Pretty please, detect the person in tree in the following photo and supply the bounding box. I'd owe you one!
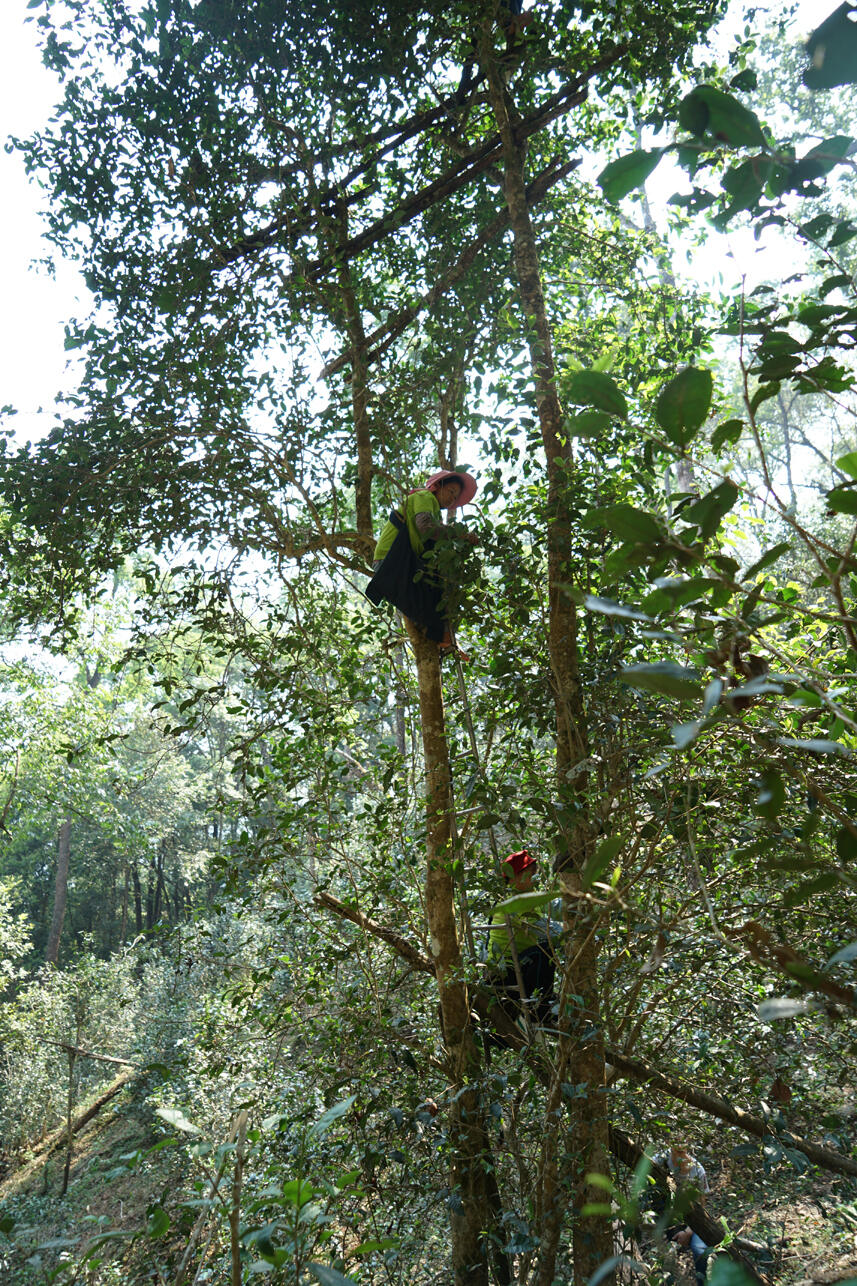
[650,1142,711,1285]
[365,469,478,652]
[485,848,559,1026]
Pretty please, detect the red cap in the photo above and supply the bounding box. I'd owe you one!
[503,849,536,876]
[424,469,478,507]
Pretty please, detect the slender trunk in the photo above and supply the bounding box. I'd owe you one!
[120,865,128,945]
[327,199,374,559]
[152,851,163,925]
[405,620,506,1286]
[46,818,72,966]
[132,864,143,935]
[61,1048,76,1196]
[479,24,612,1285]
[154,845,170,923]
[229,1112,249,1286]
[339,269,374,558]
[777,391,797,511]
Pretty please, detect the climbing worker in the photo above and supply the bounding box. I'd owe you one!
[486,849,559,1026]
[365,469,478,651]
[649,1142,712,1285]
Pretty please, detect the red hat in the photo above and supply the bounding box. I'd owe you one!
[424,469,478,508]
[503,849,536,876]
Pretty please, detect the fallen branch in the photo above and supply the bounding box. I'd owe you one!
[36,1037,141,1069]
[315,891,434,975]
[30,1072,136,1162]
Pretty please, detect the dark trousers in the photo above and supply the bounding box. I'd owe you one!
[495,943,556,1024]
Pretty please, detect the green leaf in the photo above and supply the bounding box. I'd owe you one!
[742,541,791,579]
[155,1106,200,1134]
[778,737,850,757]
[708,1259,760,1286]
[311,1096,356,1137]
[826,484,857,514]
[281,1180,317,1206]
[567,371,627,419]
[307,1266,359,1286]
[804,6,857,88]
[672,719,703,749]
[583,594,651,621]
[581,836,623,888]
[837,451,857,479]
[829,219,857,248]
[679,85,766,146]
[681,481,739,541]
[147,1207,170,1238]
[711,417,743,452]
[583,504,662,544]
[567,410,613,438]
[826,941,857,968]
[729,68,758,91]
[719,157,767,217]
[750,381,781,414]
[835,826,857,861]
[494,888,558,916]
[655,367,713,447]
[598,149,663,203]
[755,769,785,819]
[801,135,856,175]
[797,302,842,326]
[353,1237,399,1254]
[620,662,701,700]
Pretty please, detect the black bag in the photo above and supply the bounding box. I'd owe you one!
[365,511,446,642]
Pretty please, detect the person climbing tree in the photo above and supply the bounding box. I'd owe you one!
[648,1142,712,1285]
[485,848,560,1027]
[365,469,478,652]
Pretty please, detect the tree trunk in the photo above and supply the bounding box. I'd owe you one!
[132,863,143,935]
[338,265,374,560]
[478,24,613,1285]
[405,620,506,1285]
[120,864,129,945]
[46,817,72,966]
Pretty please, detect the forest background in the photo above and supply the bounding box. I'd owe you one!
[1,1,857,1284]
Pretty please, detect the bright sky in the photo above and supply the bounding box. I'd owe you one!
[0,0,837,449]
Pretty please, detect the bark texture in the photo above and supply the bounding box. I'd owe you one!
[478,22,612,1284]
[405,619,506,1285]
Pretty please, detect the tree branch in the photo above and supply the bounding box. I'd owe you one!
[317,893,857,1181]
[609,1049,857,1178]
[315,891,435,975]
[215,54,623,276]
[321,158,579,379]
